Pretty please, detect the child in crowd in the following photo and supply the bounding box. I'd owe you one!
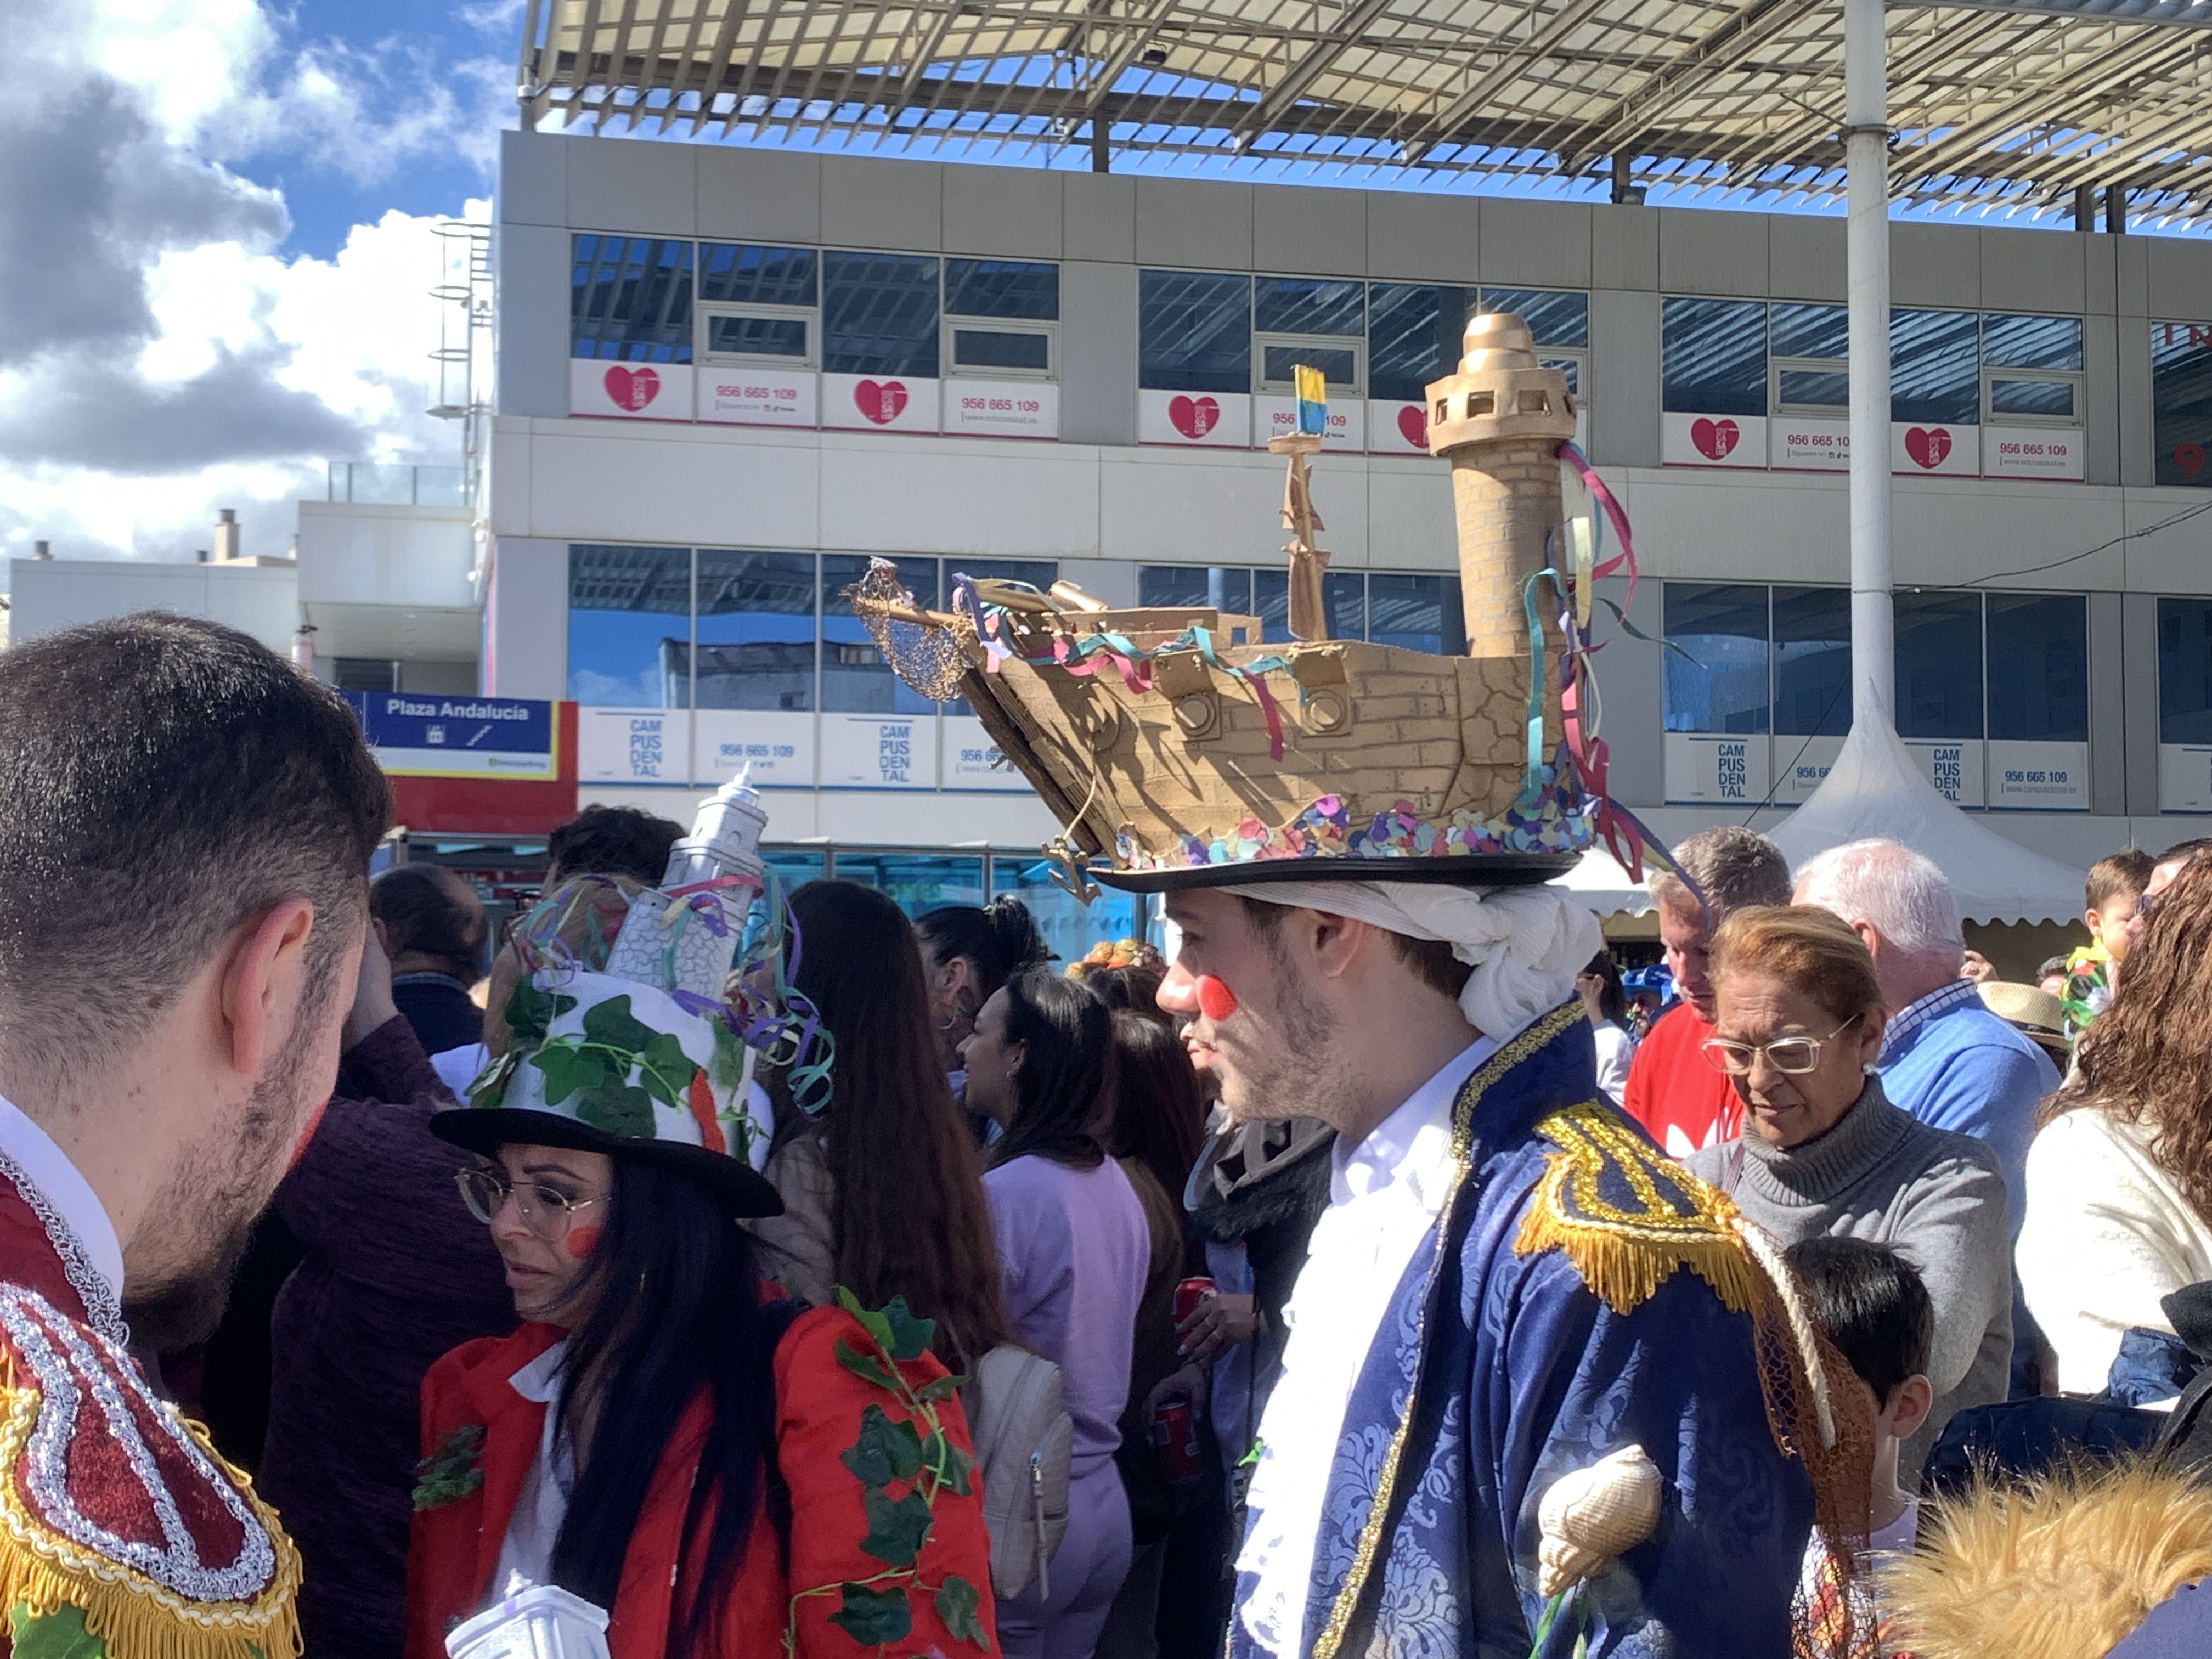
[1786,1235,1936,1659]
[2062,849,2153,1041]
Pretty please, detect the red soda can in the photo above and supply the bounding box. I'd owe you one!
[1175,1276,1216,1327]
[1152,1397,1205,1484]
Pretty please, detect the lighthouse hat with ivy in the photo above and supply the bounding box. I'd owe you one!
[432,773,821,1218]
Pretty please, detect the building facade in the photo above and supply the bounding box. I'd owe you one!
[479,128,2212,935]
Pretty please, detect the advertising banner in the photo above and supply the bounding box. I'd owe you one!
[1770,735,1844,804]
[1252,396,1364,452]
[1663,733,1771,804]
[943,380,1059,440]
[2160,744,2212,814]
[821,373,941,434]
[1367,400,1431,455]
[577,707,685,785]
[1903,739,1985,809]
[1769,417,1851,473]
[696,367,816,428]
[941,715,1032,791]
[1890,421,1979,477]
[692,709,816,788]
[1661,412,1767,469]
[820,714,939,789]
[1982,426,2085,482]
[1986,740,2089,811]
[569,359,695,421]
[1138,389,1251,448]
[353,694,557,780]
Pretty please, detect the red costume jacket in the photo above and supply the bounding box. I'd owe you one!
[407,1306,997,1659]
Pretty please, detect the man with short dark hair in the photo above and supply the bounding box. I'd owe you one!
[1621,825,1793,1155]
[368,865,487,1056]
[545,802,684,888]
[0,612,388,1653]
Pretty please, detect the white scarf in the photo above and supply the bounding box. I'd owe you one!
[1224,879,1601,1038]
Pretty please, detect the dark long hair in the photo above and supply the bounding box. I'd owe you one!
[1107,1008,1206,1206]
[778,881,1011,1371]
[548,1156,795,1658]
[916,897,1048,998]
[1582,950,1629,1026]
[986,969,1113,1171]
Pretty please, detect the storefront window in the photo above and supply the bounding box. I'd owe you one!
[692,550,817,712]
[2159,597,2212,742]
[822,555,941,714]
[1895,591,1984,738]
[1662,299,1767,416]
[991,857,1147,965]
[822,252,940,377]
[1663,583,1769,732]
[838,853,986,916]
[2152,322,2212,487]
[759,848,830,894]
[1986,594,2087,742]
[1139,271,1251,393]
[567,544,690,706]
[1771,586,1851,736]
[571,236,694,362]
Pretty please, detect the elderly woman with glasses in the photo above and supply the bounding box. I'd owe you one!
[1681,905,2014,1480]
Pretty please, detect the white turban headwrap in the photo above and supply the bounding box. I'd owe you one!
[1224,879,1602,1040]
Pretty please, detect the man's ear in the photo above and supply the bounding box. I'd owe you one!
[1307,910,1375,982]
[1852,919,1882,964]
[1882,1373,1935,1443]
[218,899,318,1077]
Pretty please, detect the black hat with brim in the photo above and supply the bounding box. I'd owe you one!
[1093,851,1578,894]
[430,1106,785,1220]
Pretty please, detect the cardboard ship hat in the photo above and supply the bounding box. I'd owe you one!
[854,312,1633,894]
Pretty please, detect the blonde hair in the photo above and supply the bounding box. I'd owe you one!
[1709,906,1882,1026]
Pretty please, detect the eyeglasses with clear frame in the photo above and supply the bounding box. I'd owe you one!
[1700,1012,1863,1077]
[455,1166,607,1242]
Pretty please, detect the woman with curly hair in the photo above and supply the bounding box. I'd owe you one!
[2018,852,2212,1393]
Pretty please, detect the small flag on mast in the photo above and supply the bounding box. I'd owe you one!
[1294,364,1327,437]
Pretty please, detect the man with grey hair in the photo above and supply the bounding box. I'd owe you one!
[1794,837,2057,1233]
[1621,825,1794,1156]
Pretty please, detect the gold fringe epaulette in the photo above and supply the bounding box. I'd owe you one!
[1513,1103,1758,1318]
[0,1288,303,1659]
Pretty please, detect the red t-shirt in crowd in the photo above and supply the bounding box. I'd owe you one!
[1621,1002,1743,1158]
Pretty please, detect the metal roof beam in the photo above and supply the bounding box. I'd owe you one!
[1235,0,1402,137]
[1889,0,2212,26]
[1396,0,1617,166]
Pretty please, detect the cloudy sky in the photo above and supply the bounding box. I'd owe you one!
[0,0,519,570]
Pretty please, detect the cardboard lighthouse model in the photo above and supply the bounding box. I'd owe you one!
[848,309,1609,889]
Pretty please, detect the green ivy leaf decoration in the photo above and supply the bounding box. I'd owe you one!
[575,1082,656,1138]
[859,1486,935,1569]
[913,1373,966,1403]
[504,981,576,1045]
[8,1603,106,1659]
[466,1048,521,1110]
[710,1019,749,1092]
[827,1583,911,1646]
[879,1296,937,1364]
[833,1287,899,1358]
[842,1403,925,1487]
[530,1042,613,1106]
[833,1336,901,1392]
[935,1576,988,1646]
[636,1031,701,1109]
[411,1424,486,1512]
[921,1430,974,1498]
[582,994,661,1054]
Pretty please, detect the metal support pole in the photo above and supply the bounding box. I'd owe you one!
[1846,0,1894,732]
[2106,182,2127,233]
[1091,113,1111,172]
[2075,184,2096,232]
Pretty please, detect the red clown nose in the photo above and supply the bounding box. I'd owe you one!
[1196,974,1239,1022]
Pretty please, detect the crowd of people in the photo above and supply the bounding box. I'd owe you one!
[9,614,2212,1659]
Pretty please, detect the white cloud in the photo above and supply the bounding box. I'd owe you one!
[0,0,511,566]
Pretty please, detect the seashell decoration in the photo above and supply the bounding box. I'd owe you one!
[1535,1444,1664,1598]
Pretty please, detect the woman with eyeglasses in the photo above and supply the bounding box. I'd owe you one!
[1680,905,2013,1477]
[404,910,996,1659]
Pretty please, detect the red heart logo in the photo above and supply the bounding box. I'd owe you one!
[1169,395,1221,440]
[854,380,909,425]
[1397,405,1429,448]
[1905,426,1952,469]
[2177,442,2207,481]
[603,365,659,411]
[1690,417,1739,460]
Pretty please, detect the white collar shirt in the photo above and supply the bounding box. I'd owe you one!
[0,1092,123,1306]
[1234,1031,1498,1651]
[490,1339,577,1603]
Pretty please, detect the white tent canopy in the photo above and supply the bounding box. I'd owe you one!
[1770,724,2086,926]
[1560,845,1657,919]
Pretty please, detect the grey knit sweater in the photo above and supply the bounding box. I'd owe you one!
[1685,1079,2013,1479]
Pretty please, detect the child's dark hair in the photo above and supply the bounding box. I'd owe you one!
[2086,848,2154,912]
[1784,1235,1934,1409]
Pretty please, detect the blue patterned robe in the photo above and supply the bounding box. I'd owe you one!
[1229,1001,1814,1659]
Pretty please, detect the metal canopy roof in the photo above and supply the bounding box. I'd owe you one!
[517,0,2212,224]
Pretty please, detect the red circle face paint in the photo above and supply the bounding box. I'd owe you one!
[563,1224,602,1262]
[1196,974,1239,1022]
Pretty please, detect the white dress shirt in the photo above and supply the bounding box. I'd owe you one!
[490,1339,578,1602]
[1235,1033,1498,1650]
[0,1092,124,1305]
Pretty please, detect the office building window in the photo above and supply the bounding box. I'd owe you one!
[1770,304,1850,414]
[1662,583,1770,732]
[2160,597,2212,742]
[2153,322,2212,487]
[1891,310,1981,426]
[823,555,941,714]
[691,550,817,712]
[1252,569,1364,644]
[1895,591,1984,738]
[567,544,691,706]
[944,259,1058,379]
[1369,573,1466,654]
[1986,592,2087,742]
[1254,277,1365,394]
[697,243,817,307]
[1662,299,1767,416]
[1771,586,1851,736]
[696,244,817,366]
[1367,284,1474,403]
[1983,313,2083,422]
[822,252,940,377]
[1139,271,1251,393]
[1482,288,1590,349]
[1138,566,1254,614]
[571,236,693,362]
